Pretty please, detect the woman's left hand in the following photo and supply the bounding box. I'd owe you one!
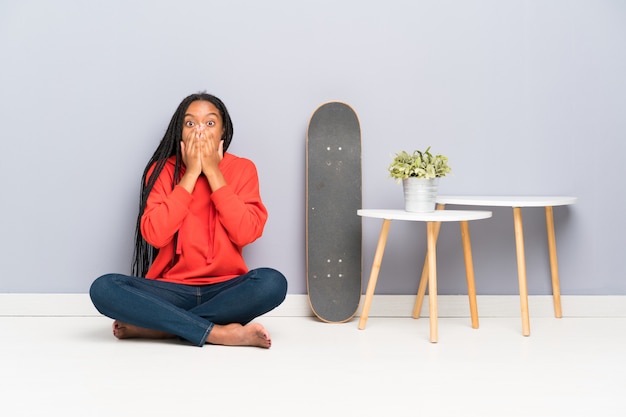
[199,134,224,171]
[199,134,226,191]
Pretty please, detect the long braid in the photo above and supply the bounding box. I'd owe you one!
[130,92,234,277]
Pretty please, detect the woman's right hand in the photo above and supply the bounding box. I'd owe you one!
[178,131,203,194]
[181,130,203,177]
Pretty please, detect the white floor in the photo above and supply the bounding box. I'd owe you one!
[1,314,625,417]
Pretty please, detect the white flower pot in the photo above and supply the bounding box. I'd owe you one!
[402,177,439,212]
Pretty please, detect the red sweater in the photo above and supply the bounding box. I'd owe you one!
[140,153,268,285]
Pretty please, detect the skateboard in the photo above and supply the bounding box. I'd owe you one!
[306,101,362,323]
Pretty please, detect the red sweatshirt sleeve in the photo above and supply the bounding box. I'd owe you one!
[140,166,193,249]
[212,157,267,246]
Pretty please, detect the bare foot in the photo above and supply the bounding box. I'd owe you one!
[206,323,272,348]
[112,320,175,340]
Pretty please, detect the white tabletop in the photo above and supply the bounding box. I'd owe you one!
[358,209,492,222]
[436,196,577,208]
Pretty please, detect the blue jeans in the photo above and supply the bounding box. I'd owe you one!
[89,268,288,347]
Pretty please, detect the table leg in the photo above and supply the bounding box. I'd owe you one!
[545,206,563,318]
[513,207,530,337]
[413,204,445,319]
[358,219,392,330]
[413,263,429,319]
[460,221,479,329]
[427,221,438,343]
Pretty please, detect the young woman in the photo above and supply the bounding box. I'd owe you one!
[90,93,287,348]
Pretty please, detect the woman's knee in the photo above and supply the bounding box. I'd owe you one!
[90,273,115,295]
[254,268,288,301]
[89,273,126,311]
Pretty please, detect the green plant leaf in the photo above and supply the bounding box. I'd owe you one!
[387,146,451,180]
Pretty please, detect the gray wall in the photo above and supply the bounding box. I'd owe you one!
[1,0,624,295]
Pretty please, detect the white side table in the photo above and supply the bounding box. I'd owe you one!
[357,209,492,343]
[434,196,577,336]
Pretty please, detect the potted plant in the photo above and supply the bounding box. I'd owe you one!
[387,146,451,212]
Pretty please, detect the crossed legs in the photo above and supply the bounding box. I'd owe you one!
[89,268,287,348]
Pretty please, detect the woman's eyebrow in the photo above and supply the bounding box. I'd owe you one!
[184,112,219,118]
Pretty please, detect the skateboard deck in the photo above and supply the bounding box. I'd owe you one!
[306,101,362,323]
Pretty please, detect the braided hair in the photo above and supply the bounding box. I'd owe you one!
[131,92,234,277]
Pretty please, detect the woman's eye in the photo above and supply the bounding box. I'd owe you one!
[206,121,215,127]
[185,121,195,127]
